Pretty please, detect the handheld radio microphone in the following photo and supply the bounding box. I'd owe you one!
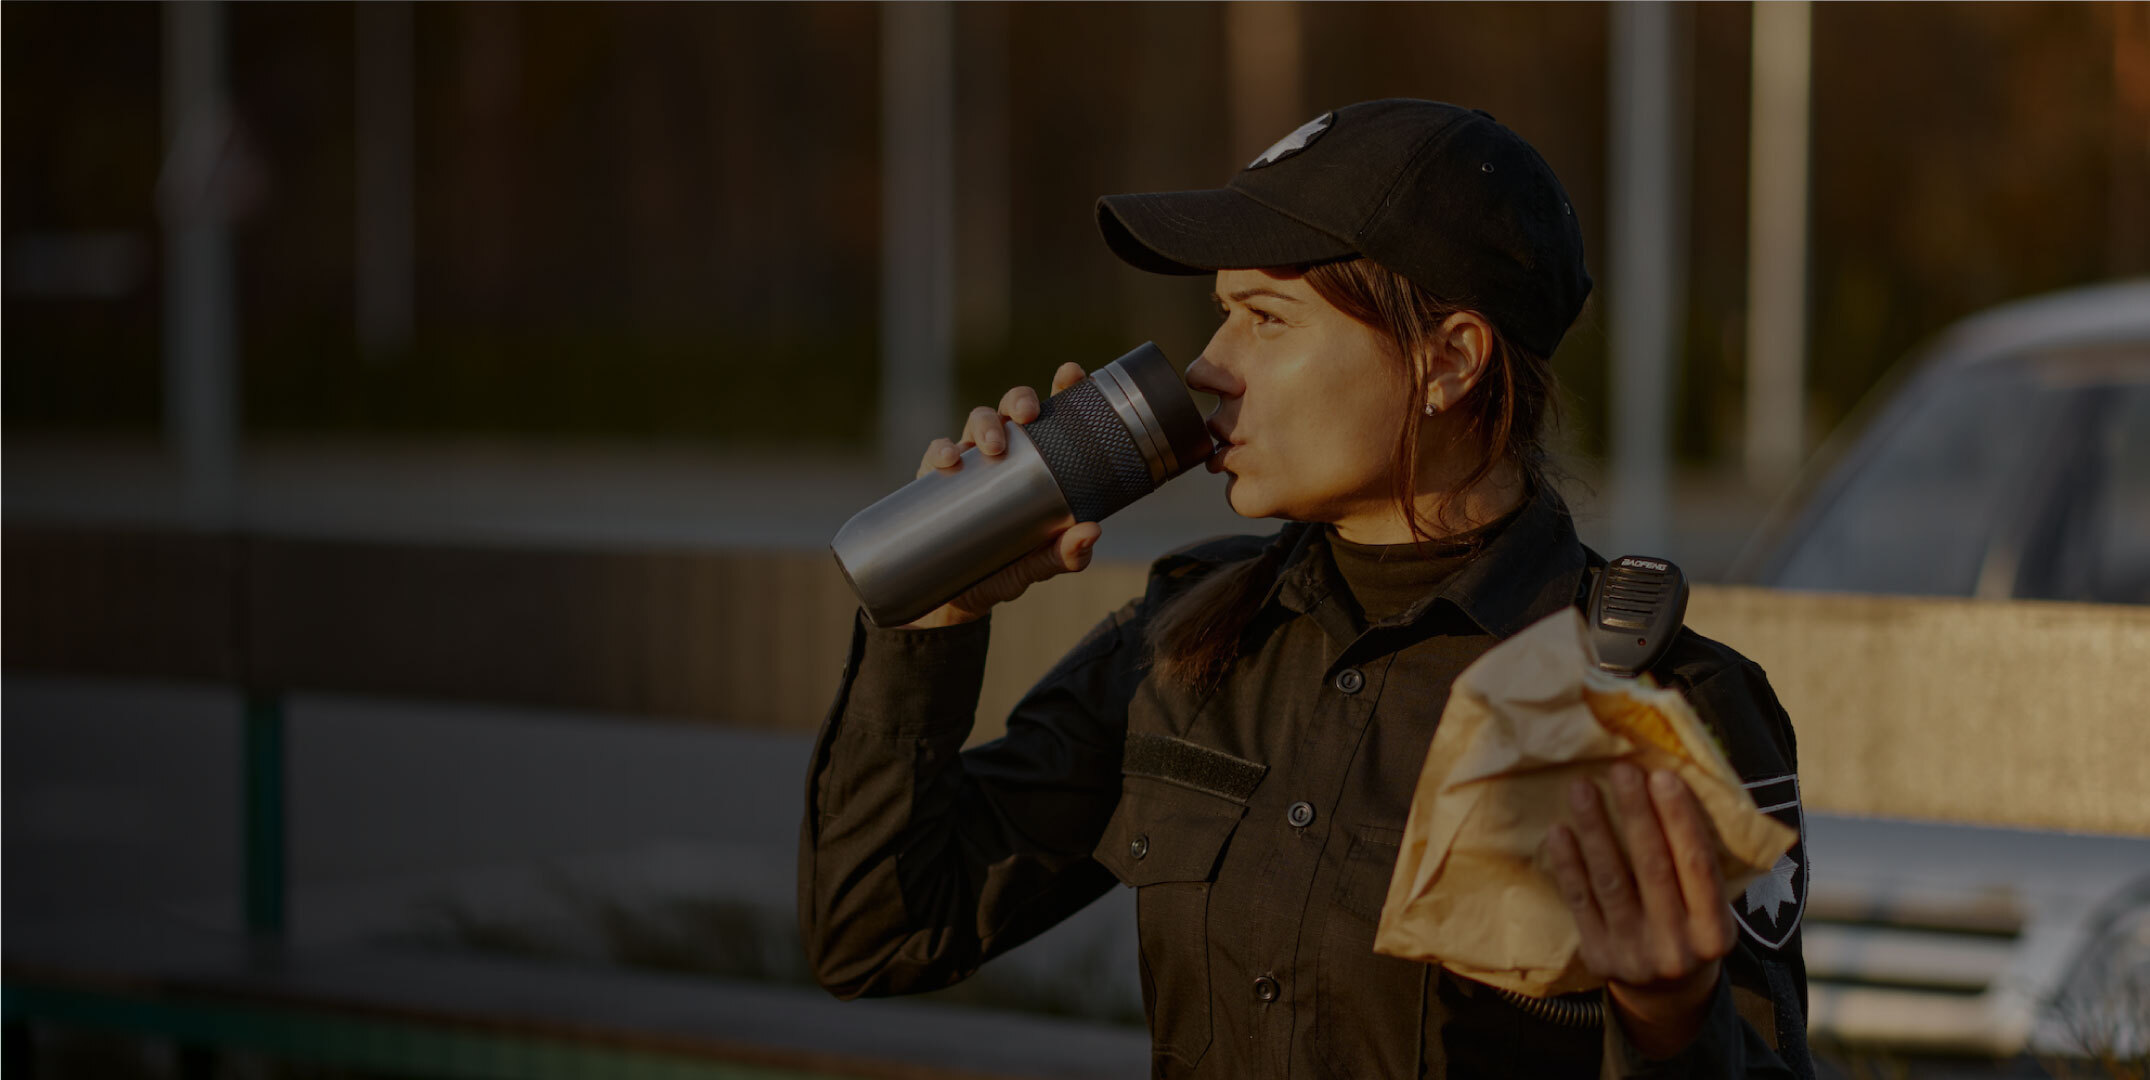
[832,343,1213,628]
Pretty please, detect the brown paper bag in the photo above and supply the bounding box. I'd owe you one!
[1371,608,1796,997]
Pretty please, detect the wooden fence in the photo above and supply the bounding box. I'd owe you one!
[8,523,2148,837]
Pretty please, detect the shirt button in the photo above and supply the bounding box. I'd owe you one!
[1287,801,1316,828]
[1334,667,1365,694]
[1129,834,1149,860]
[1253,975,1280,1003]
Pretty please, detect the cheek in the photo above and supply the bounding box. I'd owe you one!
[1261,378,1406,498]
[1309,395,1404,480]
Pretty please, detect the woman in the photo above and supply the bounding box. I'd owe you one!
[800,100,1812,1079]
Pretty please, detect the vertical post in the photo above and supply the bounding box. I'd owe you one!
[1608,2,1684,556]
[161,1,241,527]
[357,0,416,356]
[4,1019,31,1078]
[1744,0,1813,490]
[243,693,287,938]
[955,2,1011,359]
[177,1043,220,1080]
[880,2,957,480]
[1120,4,1218,349]
[1224,2,1304,166]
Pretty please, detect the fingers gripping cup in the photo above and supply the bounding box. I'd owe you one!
[832,343,1214,628]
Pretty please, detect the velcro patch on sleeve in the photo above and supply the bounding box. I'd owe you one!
[1123,733,1268,803]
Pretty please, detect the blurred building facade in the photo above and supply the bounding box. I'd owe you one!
[5,1,2146,463]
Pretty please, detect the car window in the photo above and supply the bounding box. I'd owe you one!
[1772,366,2067,597]
[2018,382,2150,604]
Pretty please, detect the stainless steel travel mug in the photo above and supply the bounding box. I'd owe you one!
[832,343,1214,628]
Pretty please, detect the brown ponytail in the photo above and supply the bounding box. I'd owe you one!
[1146,257,1561,689]
[1144,541,1288,691]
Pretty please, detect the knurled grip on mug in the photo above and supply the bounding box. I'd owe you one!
[1026,379,1157,522]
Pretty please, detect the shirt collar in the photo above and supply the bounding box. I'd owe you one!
[1266,484,1589,640]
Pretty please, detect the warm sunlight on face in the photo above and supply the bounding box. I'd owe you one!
[1184,267,1413,534]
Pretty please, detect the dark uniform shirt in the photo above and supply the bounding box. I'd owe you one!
[799,488,1815,1079]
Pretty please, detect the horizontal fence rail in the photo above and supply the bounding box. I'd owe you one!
[1686,586,2150,837]
[7,524,2148,835]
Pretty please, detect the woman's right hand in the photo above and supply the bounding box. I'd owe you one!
[905,362,1102,629]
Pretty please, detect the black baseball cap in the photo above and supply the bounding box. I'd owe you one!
[1097,99,1592,358]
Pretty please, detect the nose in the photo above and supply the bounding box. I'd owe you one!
[1184,328,1242,400]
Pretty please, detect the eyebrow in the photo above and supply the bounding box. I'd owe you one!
[1213,287,1306,305]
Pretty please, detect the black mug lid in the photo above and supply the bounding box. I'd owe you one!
[1104,343,1214,478]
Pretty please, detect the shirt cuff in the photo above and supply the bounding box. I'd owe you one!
[839,609,993,738]
[1602,971,1739,1080]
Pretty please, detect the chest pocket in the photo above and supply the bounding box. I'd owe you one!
[1094,776,1246,1075]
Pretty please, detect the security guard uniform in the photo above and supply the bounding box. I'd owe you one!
[799,485,1814,1079]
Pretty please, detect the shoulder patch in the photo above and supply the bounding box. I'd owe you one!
[1735,774,1807,950]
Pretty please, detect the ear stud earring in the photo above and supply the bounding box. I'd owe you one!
[1423,401,1439,416]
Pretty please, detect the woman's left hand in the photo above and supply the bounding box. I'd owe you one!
[1545,762,1735,1059]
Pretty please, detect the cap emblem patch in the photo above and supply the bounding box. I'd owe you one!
[1247,112,1334,170]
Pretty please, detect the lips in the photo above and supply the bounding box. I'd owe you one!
[1206,434,1237,473]
[1205,419,1237,474]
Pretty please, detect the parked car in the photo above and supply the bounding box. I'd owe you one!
[1730,280,2150,1072]
[1731,278,2150,604]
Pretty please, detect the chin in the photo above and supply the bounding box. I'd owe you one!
[1222,478,1284,522]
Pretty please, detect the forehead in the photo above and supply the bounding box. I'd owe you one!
[1214,267,1314,296]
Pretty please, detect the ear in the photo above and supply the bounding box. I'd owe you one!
[1417,311,1496,414]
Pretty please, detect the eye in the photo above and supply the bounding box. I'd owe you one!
[1247,306,1283,327]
